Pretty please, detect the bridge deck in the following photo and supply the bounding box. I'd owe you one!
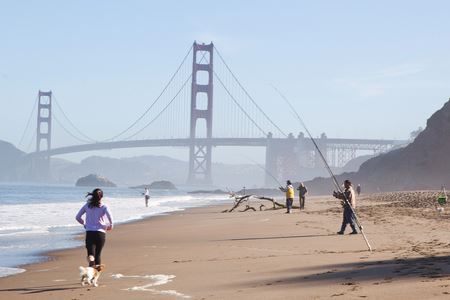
[28,137,407,157]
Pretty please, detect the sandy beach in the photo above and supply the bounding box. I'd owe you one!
[2,192,450,299]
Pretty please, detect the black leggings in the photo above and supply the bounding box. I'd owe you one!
[85,231,106,265]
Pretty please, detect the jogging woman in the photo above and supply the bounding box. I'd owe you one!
[76,188,113,266]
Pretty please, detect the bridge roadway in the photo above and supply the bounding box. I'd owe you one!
[29,137,406,157]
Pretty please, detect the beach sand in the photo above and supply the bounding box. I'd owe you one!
[2,193,450,299]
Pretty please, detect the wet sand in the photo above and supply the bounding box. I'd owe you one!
[2,193,450,299]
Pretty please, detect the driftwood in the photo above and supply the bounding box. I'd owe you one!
[256,196,286,209]
[256,196,300,210]
[240,205,257,212]
[223,194,299,213]
[222,194,252,212]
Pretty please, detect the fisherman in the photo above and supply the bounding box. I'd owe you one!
[279,180,295,213]
[356,184,361,196]
[297,182,308,210]
[143,188,150,207]
[333,179,358,235]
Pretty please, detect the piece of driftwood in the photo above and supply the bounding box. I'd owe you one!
[256,196,285,209]
[240,205,257,212]
[256,196,300,210]
[223,194,300,213]
[222,194,252,212]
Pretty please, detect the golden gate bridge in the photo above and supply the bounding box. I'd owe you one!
[20,42,406,185]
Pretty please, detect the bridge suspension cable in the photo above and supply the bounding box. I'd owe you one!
[52,94,97,143]
[52,113,93,144]
[27,43,290,150]
[123,74,192,140]
[104,44,194,142]
[214,70,267,136]
[214,46,287,137]
[122,49,210,140]
[25,131,36,153]
[18,94,38,149]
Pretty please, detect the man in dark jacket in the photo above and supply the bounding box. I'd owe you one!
[333,179,358,235]
[297,182,308,210]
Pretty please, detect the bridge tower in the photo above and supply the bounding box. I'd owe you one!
[35,90,52,179]
[188,42,214,184]
[265,133,300,186]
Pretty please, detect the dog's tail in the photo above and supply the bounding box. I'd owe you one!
[79,266,86,276]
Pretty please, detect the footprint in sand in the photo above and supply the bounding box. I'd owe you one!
[111,273,191,299]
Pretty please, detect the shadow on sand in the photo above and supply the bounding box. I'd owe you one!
[0,283,82,294]
[242,255,450,287]
[216,233,336,242]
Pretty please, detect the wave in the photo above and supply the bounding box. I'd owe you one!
[0,190,229,278]
[0,267,26,278]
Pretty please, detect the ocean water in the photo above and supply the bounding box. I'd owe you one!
[0,183,229,278]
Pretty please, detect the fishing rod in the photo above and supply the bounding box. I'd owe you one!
[244,155,284,187]
[271,85,373,252]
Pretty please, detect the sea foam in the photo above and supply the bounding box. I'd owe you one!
[0,267,26,278]
[0,184,228,278]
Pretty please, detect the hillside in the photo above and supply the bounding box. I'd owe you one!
[357,99,450,190]
[0,140,25,181]
[0,142,266,186]
[305,99,450,194]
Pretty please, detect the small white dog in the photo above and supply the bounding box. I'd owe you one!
[79,264,105,287]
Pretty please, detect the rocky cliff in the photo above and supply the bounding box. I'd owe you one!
[358,99,450,190]
[306,99,450,194]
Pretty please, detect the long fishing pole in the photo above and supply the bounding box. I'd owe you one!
[244,155,284,187]
[271,85,372,252]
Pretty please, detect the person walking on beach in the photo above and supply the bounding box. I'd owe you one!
[356,184,361,196]
[279,180,295,213]
[333,180,358,235]
[143,187,150,207]
[76,188,113,267]
[297,182,308,210]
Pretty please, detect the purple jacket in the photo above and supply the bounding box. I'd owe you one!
[76,202,113,232]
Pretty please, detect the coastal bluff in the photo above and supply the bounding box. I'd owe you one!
[75,174,117,187]
[306,98,450,193]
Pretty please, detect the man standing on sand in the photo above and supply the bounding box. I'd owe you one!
[356,184,361,196]
[279,180,295,214]
[297,182,308,210]
[143,188,150,207]
[333,179,358,235]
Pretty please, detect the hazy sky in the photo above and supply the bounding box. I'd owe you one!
[1,0,450,163]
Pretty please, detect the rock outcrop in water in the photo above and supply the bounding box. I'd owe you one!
[132,180,177,190]
[149,180,176,190]
[75,174,117,187]
[306,98,450,194]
